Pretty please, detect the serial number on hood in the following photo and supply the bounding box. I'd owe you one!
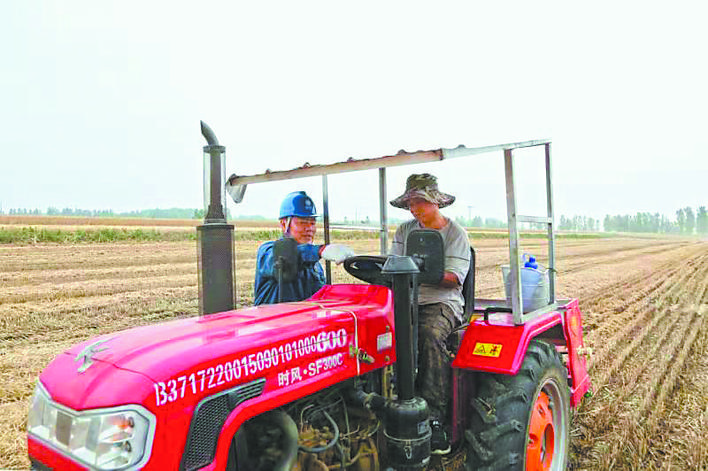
[153,328,348,407]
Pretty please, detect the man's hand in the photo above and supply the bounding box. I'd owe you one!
[320,244,357,265]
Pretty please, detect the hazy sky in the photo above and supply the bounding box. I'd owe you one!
[1,1,706,223]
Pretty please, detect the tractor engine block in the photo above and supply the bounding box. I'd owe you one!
[237,385,381,471]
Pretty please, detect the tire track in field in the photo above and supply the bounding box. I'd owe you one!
[473,240,693,300]
[597,276,708,469]
[0,262,196,289]
[0,273,197,304]
[585,251,706,394]
[561,241,702,308]
[557,241,692,278]
[573,250,708,470]
[583,250,705,377]
[572,266,700,465]
[569,249,701,462]
[588,298,695,427]
[0,252,196,272]
[648,307,708,470]
[631,271,708,468]
[642,267,708,421]
[0,244,259,288]
[572,254,685,349]
[594,310,705,470]
[0,286,198,345]
[580,259,683,337]
[497,240,687,275]
[576,242,698,312]
[0,242,196,272]
[642,312,706,429]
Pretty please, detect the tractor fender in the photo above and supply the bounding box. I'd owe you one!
[452,310,563,375]
[452,299,590,407]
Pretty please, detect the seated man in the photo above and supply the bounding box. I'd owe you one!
[389,173,470,455]
[254,191,355,305]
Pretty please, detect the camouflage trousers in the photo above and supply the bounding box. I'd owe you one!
[415,303,458,421]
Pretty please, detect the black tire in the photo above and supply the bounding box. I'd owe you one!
[464,340,570,471]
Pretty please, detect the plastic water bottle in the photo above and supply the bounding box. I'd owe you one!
[524,254,538,269]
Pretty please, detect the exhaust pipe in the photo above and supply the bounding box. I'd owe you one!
[197,121,235,315]
[200,120,219,146]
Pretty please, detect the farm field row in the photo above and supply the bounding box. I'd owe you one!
[0,235,706,469]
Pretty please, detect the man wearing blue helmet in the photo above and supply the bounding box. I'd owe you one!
[254,191,355,305]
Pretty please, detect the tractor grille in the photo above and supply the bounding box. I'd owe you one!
[181,378,266,471]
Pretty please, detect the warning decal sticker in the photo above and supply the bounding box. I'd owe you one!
[472,342,503,358]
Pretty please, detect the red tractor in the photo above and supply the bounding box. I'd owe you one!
[27,123,590,471]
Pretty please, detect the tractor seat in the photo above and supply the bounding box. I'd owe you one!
[447,246,475,354]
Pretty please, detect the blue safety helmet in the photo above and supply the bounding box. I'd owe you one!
[279,191,318,219]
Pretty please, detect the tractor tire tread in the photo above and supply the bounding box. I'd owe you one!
[464,339,570,471]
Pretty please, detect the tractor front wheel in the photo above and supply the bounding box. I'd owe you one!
[464,340,570,471]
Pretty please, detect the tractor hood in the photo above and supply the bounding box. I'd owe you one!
[39,351,157,412]
[41,285,394,411]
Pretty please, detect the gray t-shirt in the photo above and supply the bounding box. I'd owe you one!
[390,218,470,321]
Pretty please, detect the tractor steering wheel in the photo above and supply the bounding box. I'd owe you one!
[343,255,391,287]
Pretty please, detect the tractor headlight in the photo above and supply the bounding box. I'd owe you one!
[27,382,156,470]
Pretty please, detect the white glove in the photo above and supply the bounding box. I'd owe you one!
[321,244,357,265]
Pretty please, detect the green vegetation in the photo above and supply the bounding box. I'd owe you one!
[0,227,287,244]
[0,227,196,244]
[0,225,604,245]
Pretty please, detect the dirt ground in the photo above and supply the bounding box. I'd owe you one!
[1,235,707,470]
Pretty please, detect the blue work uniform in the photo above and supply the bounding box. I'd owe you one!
[254,240,326,305]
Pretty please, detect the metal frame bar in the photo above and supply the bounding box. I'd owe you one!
[379,168,388,255]
[545,143,556,303]
[322,175,332,283]
[517,215,552,224]
[503,149,523,323]
[503,144,557,324]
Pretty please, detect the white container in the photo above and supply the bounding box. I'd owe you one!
[502,264,550,312]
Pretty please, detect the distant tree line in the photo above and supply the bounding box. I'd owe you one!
[559,215,598,232]
[454,216,507,229]
[456,206,707,236]
[601,206,707,235]
[4,205,707,235]
[2,207,240,220]
[602,212,676,233]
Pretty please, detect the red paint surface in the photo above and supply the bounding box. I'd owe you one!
[31,284,396,470]
[452,300,590,407]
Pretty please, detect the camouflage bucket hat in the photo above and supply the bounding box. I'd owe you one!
[389,173,455,209]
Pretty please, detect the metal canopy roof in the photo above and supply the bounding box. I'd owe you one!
[226,139,551,186]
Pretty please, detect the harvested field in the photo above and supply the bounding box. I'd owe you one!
[1,232,707,470]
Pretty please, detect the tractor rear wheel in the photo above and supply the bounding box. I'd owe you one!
[464,340,570,471]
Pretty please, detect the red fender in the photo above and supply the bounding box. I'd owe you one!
[452,299,590,407]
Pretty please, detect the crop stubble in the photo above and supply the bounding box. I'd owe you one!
[1,236,707,470]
